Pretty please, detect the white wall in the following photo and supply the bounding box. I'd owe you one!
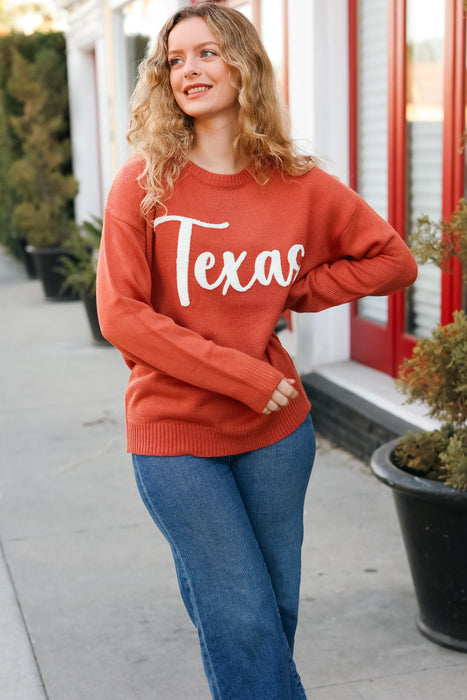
[64,0,114,221]
[64,0,185,221]
[287,0,351,374]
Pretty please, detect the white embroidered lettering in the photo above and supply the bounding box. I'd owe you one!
[254,250,284,285]
[221,251,249,294]
[154,215,229,306]
[287,244,305,284]
[194,252,219,290]
[154,215,305,306]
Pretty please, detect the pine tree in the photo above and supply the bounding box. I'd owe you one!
[7,34,78,247]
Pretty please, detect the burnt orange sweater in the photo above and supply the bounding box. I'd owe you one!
[96,157,417,456]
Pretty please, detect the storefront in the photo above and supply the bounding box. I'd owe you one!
[61,0,466,393]
[350,0,466,377]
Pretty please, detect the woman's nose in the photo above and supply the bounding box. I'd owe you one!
[184,56,200,77]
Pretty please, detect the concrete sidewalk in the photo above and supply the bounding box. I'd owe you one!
[1,248,466,700]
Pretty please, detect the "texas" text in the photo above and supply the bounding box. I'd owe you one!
[154,215,305,307]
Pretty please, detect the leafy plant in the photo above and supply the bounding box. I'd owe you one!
[397,310,467,426]
[0,90,13,248]
[408,198,467,274]
[58,216,103,295]
[7,35,78,248]
[0,32,61,252]
[394,202,467,491]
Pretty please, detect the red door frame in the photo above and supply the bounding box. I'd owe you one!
[349,0,467,377]
[441,0,466,322]
[390,0,412,371]
[348,0,399,375]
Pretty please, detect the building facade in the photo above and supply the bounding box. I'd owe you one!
[60,0,467,404]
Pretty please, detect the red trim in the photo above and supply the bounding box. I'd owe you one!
[443,2,456,209]
[349,0,395,374]
[350,314,394,374]
[390,0,417,373]
[441,0,466,321]
[349,0,416,376]
[251,0,261,30]
[387,0,406,237]
[453,0,466,199]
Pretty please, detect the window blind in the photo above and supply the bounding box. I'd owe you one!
[406,120,442,337]
[357,0,389,324]
[405,0,445,338]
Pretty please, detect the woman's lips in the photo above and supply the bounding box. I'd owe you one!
[184,84,211,96]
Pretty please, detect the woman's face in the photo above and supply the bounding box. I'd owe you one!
[167,17,240,123]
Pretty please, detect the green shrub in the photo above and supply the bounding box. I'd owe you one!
[0,32,78,250]
[396,200,467,490]
[58,216,103,294]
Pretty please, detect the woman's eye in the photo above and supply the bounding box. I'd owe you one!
[168,48,216,67]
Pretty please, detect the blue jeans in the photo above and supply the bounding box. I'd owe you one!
[132,415,315,699]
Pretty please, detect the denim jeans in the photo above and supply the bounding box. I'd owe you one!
[132,415,315,699]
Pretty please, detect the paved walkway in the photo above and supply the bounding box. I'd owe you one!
[1,248,466,699]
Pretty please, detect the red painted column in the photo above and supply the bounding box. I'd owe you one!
[441,0,466,321]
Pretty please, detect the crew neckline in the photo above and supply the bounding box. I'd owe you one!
[184,160,253,189]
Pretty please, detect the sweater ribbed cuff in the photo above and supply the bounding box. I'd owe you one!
[231,357,284,414]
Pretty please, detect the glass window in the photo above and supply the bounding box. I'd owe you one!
[114,0,178,164]
[226,0,285,94]
[121,0,169,96]
[260,0,285,93]
[227,1,253,22]
[122,1,151,98]
[356,0,389,325]
[405,0,445,337]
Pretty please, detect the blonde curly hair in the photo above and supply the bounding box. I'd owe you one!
[127,1,316,217]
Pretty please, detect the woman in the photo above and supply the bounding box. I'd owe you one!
[97,3,417,698]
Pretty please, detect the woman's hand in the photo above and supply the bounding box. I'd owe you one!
[263,378,299,415]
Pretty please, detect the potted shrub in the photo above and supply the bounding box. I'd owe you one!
[7,36,79,299]
[371,200,467,652]
[0,32,44,277]
[58,216,108,343]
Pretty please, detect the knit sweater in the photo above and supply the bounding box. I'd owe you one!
[96,157,418,457]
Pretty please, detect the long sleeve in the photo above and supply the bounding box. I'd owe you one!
[286,193,418,313]
[98,158,417,457]
[97,209,283,415]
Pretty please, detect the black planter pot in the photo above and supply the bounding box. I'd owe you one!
[78,287,109,345]
[27,246,79,301]
[9,234,37,278]
[371,439,467,652]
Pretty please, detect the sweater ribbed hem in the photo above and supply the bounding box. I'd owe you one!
[127,394,311,457]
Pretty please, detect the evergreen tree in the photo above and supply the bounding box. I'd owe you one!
[6,33,78,247]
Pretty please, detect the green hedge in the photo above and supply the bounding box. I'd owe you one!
[0,32,77,252]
